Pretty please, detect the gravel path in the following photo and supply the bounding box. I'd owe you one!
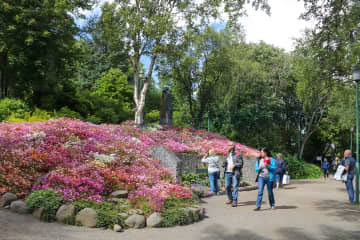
[1,178,360,240]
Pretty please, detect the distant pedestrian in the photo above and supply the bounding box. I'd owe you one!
[343,150,356,203]
[222,142,244,207]
[246,147,276,211]
[201,149,220,195]
[275,153,287,190]
[331,157,340,174]
[321,158,330,179]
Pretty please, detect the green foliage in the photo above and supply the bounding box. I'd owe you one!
[25,189,63,222]
[284,155,322,179]
[53,107,82,119]
[144,110,159,123]
[0,98,30,121]
[160,208,189,227]
[181,170,209,186]
[72,200,129,229]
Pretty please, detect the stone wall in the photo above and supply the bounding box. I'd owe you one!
[149,146,257,185]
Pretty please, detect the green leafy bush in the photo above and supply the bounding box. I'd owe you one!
[25,189,63,222]
[161,208,189,227]
[72,200,128,228]
[160,198,197,227]
[145,110,160,123]
[54,107,82,119]
[284,155,322,179]
[0,98,30,121]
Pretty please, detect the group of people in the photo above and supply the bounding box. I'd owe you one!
[201,142,287,210]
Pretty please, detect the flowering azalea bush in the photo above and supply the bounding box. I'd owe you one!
[122,121,258,156]
[0,118,256,212]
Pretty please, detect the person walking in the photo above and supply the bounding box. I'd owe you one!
[201,149,220,195]
[246,148,276,211]
[222,142,244,207]
[331,157,340,174]
[343,150,356,203]
[321,158,330,179]
[275,153,287,190]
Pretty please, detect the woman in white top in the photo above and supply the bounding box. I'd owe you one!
[201,149,220,195]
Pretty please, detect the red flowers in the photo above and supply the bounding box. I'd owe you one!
[195,165,199,169]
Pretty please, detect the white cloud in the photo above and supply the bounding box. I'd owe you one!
[239,0,314,52]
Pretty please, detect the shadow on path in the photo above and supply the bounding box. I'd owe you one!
[201,224,360,240]
[201,224,271,240]
[278,225,360,240]
[314,199,360,222]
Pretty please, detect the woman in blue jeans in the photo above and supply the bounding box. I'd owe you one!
[201,149,220,195]
[246,147,276,210]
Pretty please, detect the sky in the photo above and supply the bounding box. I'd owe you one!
[78,0,314,70]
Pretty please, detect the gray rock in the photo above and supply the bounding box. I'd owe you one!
[189,207,201,222]
[56,204,75,222]
[114,224,122,232]
[110,190,128,199]
[183,208,194,224]
[118,212,129,218]
[125,214,146,229]
[108,198,120,203]
[10,200,29,214]
[76,208,98,228]
[146,212,163,228]
[128,209,144,215]
[0,193,18,207]
[32,207,44,218]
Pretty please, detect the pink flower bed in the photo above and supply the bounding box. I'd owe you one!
[121,121,259,156]
[0,118,257,211]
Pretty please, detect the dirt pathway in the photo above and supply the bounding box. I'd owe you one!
[1,179,360,240]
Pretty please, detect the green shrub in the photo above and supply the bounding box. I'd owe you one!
[72,200,127,229]
[25,189,63,222]
[54,107,82,119]
[160,208,189,227]
[284,155,323,179]
[0,98,30,121]
[145,110,160,123]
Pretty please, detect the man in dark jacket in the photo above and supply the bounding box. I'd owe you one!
[275,153,287,189]
[223,142,244,207]
[343,150,356,203]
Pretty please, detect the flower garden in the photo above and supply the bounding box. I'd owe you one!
[0,118,258,229]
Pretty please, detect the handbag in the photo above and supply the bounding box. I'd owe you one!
[334,165,345,181]
[282,174,290,185]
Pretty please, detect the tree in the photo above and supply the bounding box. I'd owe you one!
[110,0,270,126]
[0,0,95,106]
[293,35,334,160]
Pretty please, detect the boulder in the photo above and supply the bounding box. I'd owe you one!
[189,207,201,222]
[114,224,122,232]
[108,198,120,203]
[183,208,194,224]
[128,209,143,215]
[146,212,163,228]
[32,207,44,218]
[125,214,146,229]
[110,190,128,199]
[56,204,75,222]
[10,200,29,214]
[0,193,17,207]
[75,208,98,228]
[118,212,129,218]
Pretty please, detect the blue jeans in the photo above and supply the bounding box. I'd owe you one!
[256,177,275,208]
[208,171,220,194]
[346,174,354,202]
[225,172,240,202]
[275,173,283,184]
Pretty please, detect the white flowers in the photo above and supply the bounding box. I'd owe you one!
[90,152,116,163]
[26,131,46,140]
